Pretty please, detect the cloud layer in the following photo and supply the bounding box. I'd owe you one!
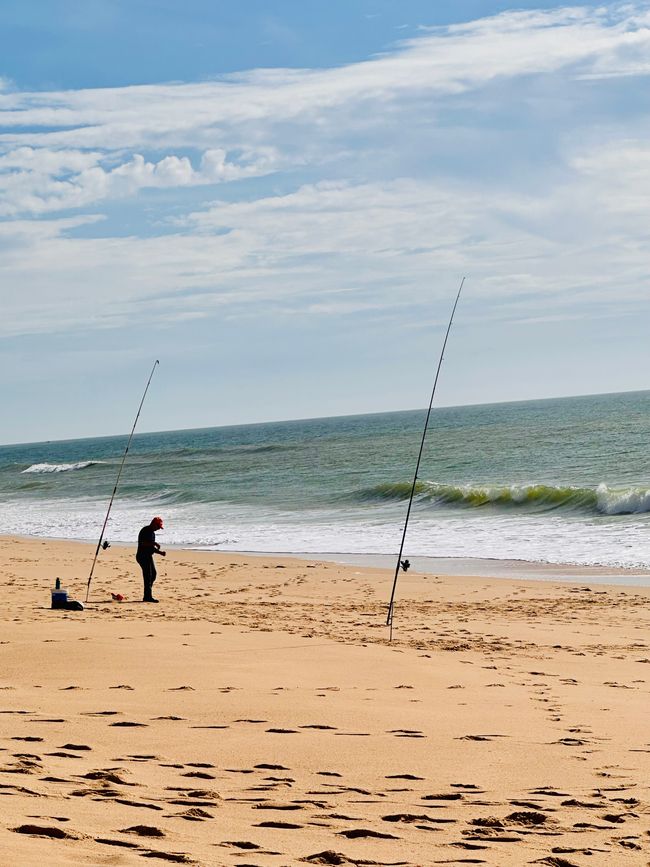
[1,3,650,340]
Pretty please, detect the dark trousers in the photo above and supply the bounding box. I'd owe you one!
[137,555,157,600]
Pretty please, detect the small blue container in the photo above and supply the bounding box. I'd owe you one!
[51,589,68,609]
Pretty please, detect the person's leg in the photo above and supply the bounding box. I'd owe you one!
[147,560,158,601]
[139,556,156,601]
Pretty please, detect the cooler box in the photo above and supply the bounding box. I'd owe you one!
[51,589,68,609]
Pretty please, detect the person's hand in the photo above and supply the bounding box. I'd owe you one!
[160,550,166,557]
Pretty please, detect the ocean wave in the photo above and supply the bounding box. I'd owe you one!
[596,483,650,515]
[221,443,299,454]
[354,481,650,516]
[21,461,104,475]
[165,443,299,459]
[355,481,429,501]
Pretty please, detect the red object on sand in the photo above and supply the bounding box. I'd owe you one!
[111,593,125,602]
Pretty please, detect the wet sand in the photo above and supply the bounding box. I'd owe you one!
[0,534,648,866]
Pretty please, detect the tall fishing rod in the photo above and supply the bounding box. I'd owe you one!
[386,278,465,639]
[85,360,160,602]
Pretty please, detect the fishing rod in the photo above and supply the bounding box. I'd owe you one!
[386,278,465,639]
[85,360,160,602]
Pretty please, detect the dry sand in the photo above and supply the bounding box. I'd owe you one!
[0,535,649,866]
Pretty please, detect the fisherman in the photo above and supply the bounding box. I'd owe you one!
[136,516,166,603]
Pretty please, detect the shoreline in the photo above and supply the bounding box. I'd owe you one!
[3,532,650,589]
[242,550,650,586]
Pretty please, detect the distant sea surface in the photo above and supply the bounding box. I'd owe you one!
[2,391,650,571]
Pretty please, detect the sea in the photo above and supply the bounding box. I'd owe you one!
[2,390,650,576]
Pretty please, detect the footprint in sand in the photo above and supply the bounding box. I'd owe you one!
[136,850,193,863]
[254,803,303,811]
[386,774,424,780]
[422,792,463,801]
[82,710,122,716]
[117,754,159,762]
[26,815,69,822]
[337,828,399,839]
[504,811,550,826]
[12,824,79,839]
[114,797,164,811]
[254,820,303,829]
[119,824,165,837]
[95,837,141,849]
[387,729,425,738]
[1,782,43,795]
[166,806,214,821]
[220,840,260,850]
[510,799,545,809]
[165,792,220,807]
[457,734,509,741]
[382,813,455,825]
[81,769,135,785]
[45,751,83,759]
[1,756,43,774]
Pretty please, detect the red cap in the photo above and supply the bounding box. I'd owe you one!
[151,516,164,529]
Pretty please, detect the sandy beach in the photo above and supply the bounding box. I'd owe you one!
[0,535,648,866]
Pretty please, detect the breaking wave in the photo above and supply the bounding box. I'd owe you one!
[21,461,104,474]
[354,481,650,516]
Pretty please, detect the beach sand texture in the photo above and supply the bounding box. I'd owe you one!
[0,536,648,866]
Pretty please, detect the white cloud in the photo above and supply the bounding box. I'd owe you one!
[0,146,101,173]
[0,5,646,224]
[1,142,649,341]
[0,146,282,215]
[0,9,642,218]
[0,3,650,345]
[0,5,648,154]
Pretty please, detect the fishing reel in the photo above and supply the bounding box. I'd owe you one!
[101,540,111,550]
[400,559,410,572]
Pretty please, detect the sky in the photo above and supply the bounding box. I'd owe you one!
[2,0,650,443]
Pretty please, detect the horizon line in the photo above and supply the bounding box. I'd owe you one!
[2,385,649,450]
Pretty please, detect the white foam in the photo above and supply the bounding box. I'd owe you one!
[596,483,650,515]
[21,461,103,474]
[1,496,650,571]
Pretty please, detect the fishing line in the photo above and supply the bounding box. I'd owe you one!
[85,360,160,602]
[386,279,465,640]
